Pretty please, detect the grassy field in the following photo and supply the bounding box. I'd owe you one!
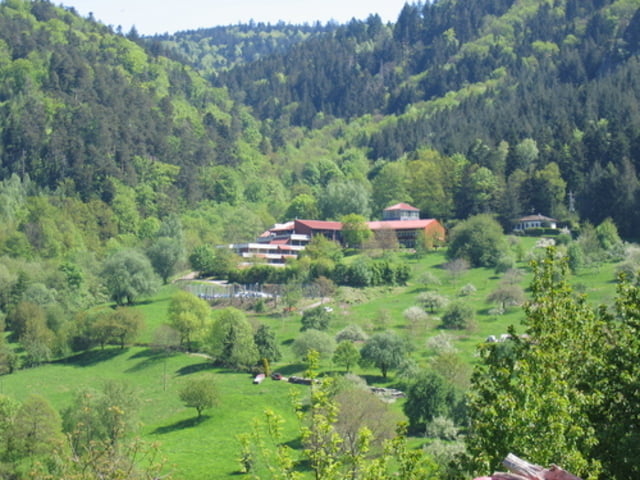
[1,238,622,479]
[2,345,305,480]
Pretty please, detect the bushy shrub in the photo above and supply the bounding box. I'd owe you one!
[458,283,477,296]
[291,329,336,359]
[425,416,459,440]
[300,306,332,332]
[333,258,410,287]
[494,255,515,274]
[446,214,506,268]
[426,333,457,355]
[440,301,475,330]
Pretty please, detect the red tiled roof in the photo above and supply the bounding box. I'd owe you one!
[270,238,290,245]
[367,219,439,230]
[384,203,419,212]
[295,219,343,230]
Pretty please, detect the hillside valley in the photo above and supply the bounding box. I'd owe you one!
[0,0,639,479]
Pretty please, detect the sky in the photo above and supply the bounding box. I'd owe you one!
[59,0,410,36]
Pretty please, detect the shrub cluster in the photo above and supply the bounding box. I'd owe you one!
[332,258,410,287]
[227,256,410,289]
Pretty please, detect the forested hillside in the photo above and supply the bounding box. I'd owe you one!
[0,0,277,207]
[149,22,336,73]
[1,0,640,243]
[203,0,640,236]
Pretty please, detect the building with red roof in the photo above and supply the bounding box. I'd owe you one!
[382,203,420,221]
[228,203,445,265]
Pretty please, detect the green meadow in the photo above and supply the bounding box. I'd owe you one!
[1,239,622,479]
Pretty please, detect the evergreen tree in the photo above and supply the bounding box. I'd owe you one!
[206,308,258,370]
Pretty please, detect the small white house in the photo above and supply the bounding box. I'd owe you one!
[513,214,558,232]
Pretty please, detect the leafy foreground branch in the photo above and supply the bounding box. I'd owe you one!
[237,350,439,480]
[466,246,640,480]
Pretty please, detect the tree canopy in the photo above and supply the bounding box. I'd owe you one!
[446,214,507,268]
[359,330,411,379]
[206,308,259,370]
[466,249,604,478]
[101,249,160,305]
[179,375,218,419]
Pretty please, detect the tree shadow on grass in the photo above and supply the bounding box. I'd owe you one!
[151,415,209,435]
[125,348,180,373]
[477,308,505,319]
[54,348,126,367]
[175,362,216,376]
[360,373,390,385]
[409,286,428,294]
[129,348,168,359]
[283,435,304,451]
[133,298,156,306]
[274,363,306,376]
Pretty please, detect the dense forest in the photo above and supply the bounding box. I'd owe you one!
[0,0,640,478]
[1,0,640,240]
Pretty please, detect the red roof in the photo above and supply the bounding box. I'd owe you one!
[295,219,343,231]
[367,219,439,230]
[384,203,419,212]
[270,238,290,245]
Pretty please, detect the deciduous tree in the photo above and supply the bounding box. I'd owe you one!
[9,394,65,462]
[341,213,373,249]
[594,272,640,478]
[418,291,449,313]
[466,249,603,478]
[440,300,475,330]
[301,305,332,331]
[486,284,525,312]
[62,380,139,452]
[446,214,506,268]
[292,329,336,360]
[332,340,360,372]
[359,331,411,379]
[146,236,183,283]
[102,249,160,305]
[168,290,211,351]
[403,370,459,435]
[179,375,218,419]
[333,385,401,458]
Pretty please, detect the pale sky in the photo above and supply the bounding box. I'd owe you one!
[58,0,410,35]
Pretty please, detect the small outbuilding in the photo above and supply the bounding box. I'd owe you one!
[513,214,558,232]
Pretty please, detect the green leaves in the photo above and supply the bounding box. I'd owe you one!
[467,248,604,478]
[359,330,411,379]
[178,374,218,418]
[101,249,160,305]
[207,307,259,369]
